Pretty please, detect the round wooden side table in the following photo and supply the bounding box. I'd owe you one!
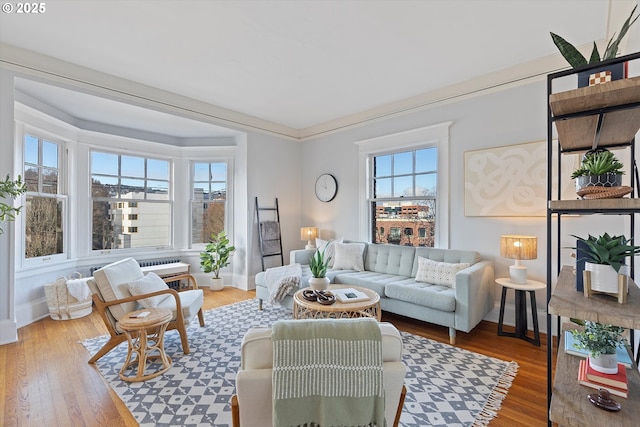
[496,278,546,347]
[118,308,173,382]
[293,284,381,321]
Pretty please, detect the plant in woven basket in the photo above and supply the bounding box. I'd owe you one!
[551,5,638,68]
[0,174,27,235]
[570,232,640,273]
[571,149,624,179]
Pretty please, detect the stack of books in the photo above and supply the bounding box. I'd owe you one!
[333,288,370,303]
[577,359,629,398]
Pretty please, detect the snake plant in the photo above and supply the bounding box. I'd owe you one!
[551,5,638,68]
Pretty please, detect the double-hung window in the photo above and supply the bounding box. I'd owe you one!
[23,134,66,259]
[90,151,171,250]
[370,147,437,247]
[191,161,228,244]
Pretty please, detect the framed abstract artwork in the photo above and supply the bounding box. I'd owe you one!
[464,141,577,217]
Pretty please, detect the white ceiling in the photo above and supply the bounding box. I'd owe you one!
[1,0,638,138]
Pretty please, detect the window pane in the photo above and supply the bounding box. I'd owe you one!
[25,196,63,258]
[192,201,225,244]
[147,159,169,180]
[416,173,437,196]
[393,176,413,197]
[147,180,169,199]
[371,200,436,247]
[193,182,208,199]
[121,155,144,178]
[42,168,58,194]
[92,201,115,249]
[91,152,118,175]
[211,162,227,181]
[374,178,392,198]
[92,176,118,197]
[42,140,58,168]
[374,154,392,177]
[24,135,39,164]
[121,178,145,196]
[193,163,209,181]
[416,147,437,173]
[393,151,412,175]
[93,201,170,249]
[24,165,38,192]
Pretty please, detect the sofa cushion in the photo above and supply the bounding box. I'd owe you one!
[316,238,343,267]
[128,272,171,308]
[415,257,470,288]
[333,243,366,271]
[365,244,416,276]
[93,257,144,320]
[334,271,408,297]
[412,248,480,277]
[385,281,456,312]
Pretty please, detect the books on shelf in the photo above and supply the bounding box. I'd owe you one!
[564,330,632,369]
[578,360,628,399]
[333,288,370,303]
[585,360,628,390]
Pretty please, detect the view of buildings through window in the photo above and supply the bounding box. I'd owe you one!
[192,162,227,244]
[23,134,64,258]
[91,151,171,250]
[370,147,437,247]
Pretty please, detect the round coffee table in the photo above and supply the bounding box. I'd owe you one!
[118,308,173,382]
[293,284,381,321]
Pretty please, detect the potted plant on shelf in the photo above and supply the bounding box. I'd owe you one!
[200,231,235,291]
[571,149,624,196]
[0,174,27,235]
[570,320,628,374]
[550,5,638,86]
[309,245,331,291]
[570,232,640,294]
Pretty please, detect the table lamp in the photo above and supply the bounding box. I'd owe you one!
[500,235,537,285]
[300,227,319,250]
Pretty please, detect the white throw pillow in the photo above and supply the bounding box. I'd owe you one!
[315,237,343,267]
[128,272,171,308]
[415,257,470,288]
[332,243,365,271]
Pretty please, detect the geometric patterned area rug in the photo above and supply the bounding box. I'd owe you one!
[81,299,518,427]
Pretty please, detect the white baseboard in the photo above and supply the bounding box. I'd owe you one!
[16,298,50,329]
[0,319,18,344]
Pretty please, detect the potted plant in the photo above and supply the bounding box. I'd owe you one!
[0,174,27,235]
[200,231,235,291]
[570,232,640,293]
[309,244,331,291]
[550,5,638,86]
[571,149,624,193]
[570,320,627,374]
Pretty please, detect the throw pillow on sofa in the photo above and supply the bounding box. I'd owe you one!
[315,237,343,267]
[415,257,470,288]
[332,243,366,271]
[128,272,171,308]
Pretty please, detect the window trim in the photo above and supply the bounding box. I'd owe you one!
[355,122,451,248]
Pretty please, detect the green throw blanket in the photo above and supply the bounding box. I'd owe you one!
[272,318,385,427]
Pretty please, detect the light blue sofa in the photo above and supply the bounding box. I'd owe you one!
[255,243,494,344]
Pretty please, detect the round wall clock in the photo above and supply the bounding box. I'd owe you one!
[315,173,338,202]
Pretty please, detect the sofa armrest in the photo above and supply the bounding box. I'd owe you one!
[289,249,316,265]
[453,260,495,332]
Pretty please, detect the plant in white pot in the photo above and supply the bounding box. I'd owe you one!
[571,232,640,294]
[570,320,627,374]
[200,231,235,291]
[309,244,331,291]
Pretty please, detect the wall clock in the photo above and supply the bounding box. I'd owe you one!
[315,173,338,202]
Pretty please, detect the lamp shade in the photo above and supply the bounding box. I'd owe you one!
[500,235,537,260]
[300,227,319,241]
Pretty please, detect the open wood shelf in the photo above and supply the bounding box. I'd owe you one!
[549,198,640,214]
[549,76,640,152]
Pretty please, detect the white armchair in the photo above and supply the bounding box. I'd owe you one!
[231,321,406,427]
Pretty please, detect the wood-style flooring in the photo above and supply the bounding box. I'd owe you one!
[1,288,553,426]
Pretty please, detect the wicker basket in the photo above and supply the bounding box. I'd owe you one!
[45,274,93,320]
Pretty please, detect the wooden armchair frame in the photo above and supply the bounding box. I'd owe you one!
[88,273,205,364]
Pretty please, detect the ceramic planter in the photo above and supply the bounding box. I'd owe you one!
[309,277,330,291]
[589,353,618,374]
[210,277,224,291]
[576,173,622,192]
[584,262,621,293]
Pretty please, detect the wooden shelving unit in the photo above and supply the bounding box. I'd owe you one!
[546,52,640,427]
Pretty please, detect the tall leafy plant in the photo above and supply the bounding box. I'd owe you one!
[0,175,27,235]
[200,231,235,279]
[551,5,638,68]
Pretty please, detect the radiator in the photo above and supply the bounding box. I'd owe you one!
[89,257,182,275]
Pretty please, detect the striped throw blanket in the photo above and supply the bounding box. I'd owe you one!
[272,318,385,427]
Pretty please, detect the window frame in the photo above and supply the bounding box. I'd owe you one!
[89,148,173,253]
[355,122,451,248]
[20,130,68,264]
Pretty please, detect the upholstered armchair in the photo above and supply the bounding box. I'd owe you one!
[231,320,406,427]
[86,257,205,364]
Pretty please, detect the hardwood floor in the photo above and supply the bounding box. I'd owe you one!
[1,288,553,426]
